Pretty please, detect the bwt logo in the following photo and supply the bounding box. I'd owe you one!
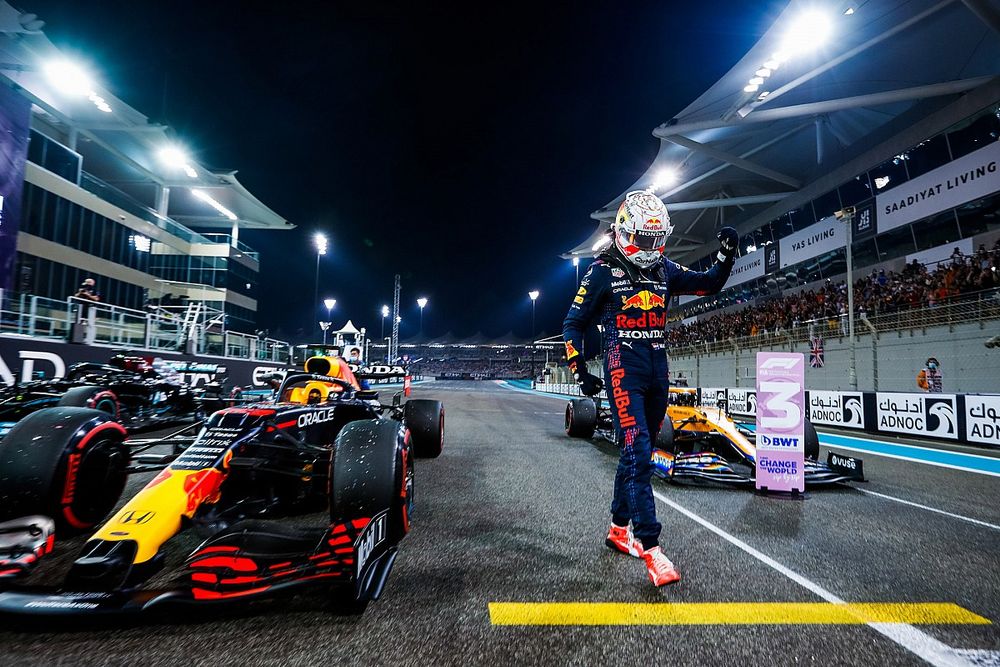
[759,434,799,448]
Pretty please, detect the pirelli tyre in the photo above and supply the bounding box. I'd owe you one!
[403,399,444,459]
[804,420,820,460]
[0,407,128,533]
[330,419,410,613]
[565,398,597,438]
[58,386,120,420]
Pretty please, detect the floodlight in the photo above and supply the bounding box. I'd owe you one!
[528,290,540,301]
[191,189,237,220]
[417,297,428,309]
[874,176,891,189]
[44,60,92,96]
[313,233,328,255]
[781,10,833,54]
[744,84,759,93]
[749,77,764,86]
[572,257,579,267]
[652,167,679,191]
[382,305,390,317]
[323,298,336,311]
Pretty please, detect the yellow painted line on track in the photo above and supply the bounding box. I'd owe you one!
[488,602,991,626]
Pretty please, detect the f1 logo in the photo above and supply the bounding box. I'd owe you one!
[119,510,155,525]
[760,357,800,370]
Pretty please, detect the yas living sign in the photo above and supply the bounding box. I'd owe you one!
[876,140,1000,233]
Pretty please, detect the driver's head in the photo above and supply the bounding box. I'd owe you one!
[613,190,673,269]
[307,388,322,404]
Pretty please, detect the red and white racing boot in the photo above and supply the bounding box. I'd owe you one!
[642,547,681,587]
[605,524,643,558]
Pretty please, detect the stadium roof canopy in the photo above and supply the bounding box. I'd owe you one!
[0,2,291,233]
[574,0,1000,262]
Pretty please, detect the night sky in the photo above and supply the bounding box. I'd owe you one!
[23,1,776,341]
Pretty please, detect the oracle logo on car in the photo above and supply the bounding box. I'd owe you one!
[297,408,337,428]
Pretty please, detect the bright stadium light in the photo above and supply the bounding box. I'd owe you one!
[755,68,772,78]
[191,189,237,220]
[781,10,833,54]
[324,298,336,311]
[652,167,679,191]
[528,290,539,301]
[572,257,579,266]
[748,77,765,86]
[381,305,390,318]
[744,84,759,93]
[159,146,198,178]
[44,59,92,96]
[314,233,328,255]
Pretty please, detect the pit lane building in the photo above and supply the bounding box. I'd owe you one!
[0,2,291,333]
[570,0,1000,314]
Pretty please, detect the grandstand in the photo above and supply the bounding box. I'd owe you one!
[565,0,1000,393]
[0,1,291,347]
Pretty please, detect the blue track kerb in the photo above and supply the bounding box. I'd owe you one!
[818,431,1000,476]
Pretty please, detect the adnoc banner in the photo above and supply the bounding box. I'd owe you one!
[964,394,1000,446]
[875,392,959,440]
[807,389,865,429]
[755,352,805,494]
[0,83,31,291]
[724,249,765,287]
[876,140,1000,233]
[779,216,845,268]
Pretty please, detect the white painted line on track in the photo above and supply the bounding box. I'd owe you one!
[855,488,1000,532]
[653,489,996,667]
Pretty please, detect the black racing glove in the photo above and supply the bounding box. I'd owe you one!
[568,355,604,396]
[717,226,739,262]
[575,367,604,397]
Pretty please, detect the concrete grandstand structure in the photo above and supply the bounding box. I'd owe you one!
[0,2,291,334]
[566,0,1000,393]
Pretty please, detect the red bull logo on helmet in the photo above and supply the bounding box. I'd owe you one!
[621,290,666,311]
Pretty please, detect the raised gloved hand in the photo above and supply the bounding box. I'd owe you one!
[717,226,739,262]
[575,367,605,397]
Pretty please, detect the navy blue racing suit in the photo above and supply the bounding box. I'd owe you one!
[563,246,732,549]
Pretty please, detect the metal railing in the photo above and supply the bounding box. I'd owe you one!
[0,290,291,363]
[667,288,1000,358]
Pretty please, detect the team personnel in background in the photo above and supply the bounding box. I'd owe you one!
[562,190,738,587]
[917,357,943,392]
[73,277,100,302]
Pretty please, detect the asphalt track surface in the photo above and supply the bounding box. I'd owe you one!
[1,380,998,666]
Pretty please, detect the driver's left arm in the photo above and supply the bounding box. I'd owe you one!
[666,255,734,297]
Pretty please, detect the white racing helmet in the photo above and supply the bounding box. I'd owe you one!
[613,190,673,268]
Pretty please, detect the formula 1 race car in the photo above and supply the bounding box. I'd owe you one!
[0,355,445,618]
[565,389,864,487]
[0,354,221,439]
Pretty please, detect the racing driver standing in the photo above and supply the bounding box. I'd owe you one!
[562,189,738,587]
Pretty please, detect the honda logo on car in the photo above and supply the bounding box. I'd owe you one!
[356,511,388,576]
[297,408,337,428]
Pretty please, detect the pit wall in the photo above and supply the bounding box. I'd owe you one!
[533,379,1000,449]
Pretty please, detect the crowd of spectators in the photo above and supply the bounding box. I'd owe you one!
[666,241,1000,347]
[413,357,537,380]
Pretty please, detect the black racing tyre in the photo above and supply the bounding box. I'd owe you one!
[330,419,409,613]
[0,407,128,533]
[655,420,674,451]
[804,420,820,460]
[58,386,120,420]
[403,399,444,459]
[565,398,597,438]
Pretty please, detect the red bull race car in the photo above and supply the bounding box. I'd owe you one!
[565,388,864,487]
[0,355,444,619]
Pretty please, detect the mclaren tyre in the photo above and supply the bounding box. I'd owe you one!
[403,399,445,459]
[0,407,128,533]
[805,420,820,460]
[330,419,411,613]
[565,398,597,439]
